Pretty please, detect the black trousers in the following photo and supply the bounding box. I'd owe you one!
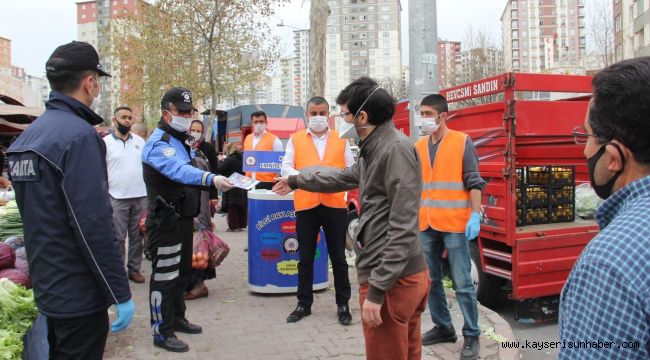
[296,205,351,307]
[47,310,108,360]
[148,217,193,340]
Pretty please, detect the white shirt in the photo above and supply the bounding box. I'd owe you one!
[103,132,147,199]
[281,128,355,177]
[250,131,284,181]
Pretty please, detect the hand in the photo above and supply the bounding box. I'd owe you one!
[272,176,292,196]
[111,299,135,332]
[361,298,382,328]
[213,175,234,191]
[465,212,481,240]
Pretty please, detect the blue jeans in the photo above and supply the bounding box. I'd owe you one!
[420,228,480,337]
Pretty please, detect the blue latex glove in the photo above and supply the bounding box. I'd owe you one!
[465,212,481,240]
[111,299,135,333]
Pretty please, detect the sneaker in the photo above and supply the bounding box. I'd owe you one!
[337,304,352,326]
[421,325,457,346]
[460,336,479,360]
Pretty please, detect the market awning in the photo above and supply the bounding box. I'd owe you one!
[0,104,43,136]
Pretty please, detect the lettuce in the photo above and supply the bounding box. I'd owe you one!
[0,278,38,360]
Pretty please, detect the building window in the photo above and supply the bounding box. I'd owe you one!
[81,14,86,19]
[615,14,622,32]
[82,4,86,9]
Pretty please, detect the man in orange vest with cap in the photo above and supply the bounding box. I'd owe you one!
[280,96,354,325]
[243,110,284,190]
[415,94,485,360]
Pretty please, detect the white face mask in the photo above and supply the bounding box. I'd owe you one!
[421,117,440,135]
[90,94,100,112]
[308,116,329,133]
[338,120,358,139]
[190,131,202,141]
[254,123,266,135]
[166,111,192,133]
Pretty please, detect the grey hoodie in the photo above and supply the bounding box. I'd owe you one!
[289,121,427,304]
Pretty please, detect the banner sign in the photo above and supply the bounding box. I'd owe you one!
[243,151,285,173]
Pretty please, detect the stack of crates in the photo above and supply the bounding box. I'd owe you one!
[516,166,575,226]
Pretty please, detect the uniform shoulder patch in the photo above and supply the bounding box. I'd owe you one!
[162,146,176,158]
[8,152,40,182]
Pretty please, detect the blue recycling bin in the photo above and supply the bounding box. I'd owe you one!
[247,190,328,293]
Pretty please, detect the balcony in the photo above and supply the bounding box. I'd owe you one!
[634,9,650,33]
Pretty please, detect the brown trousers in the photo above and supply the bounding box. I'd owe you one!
[359,270,430,360]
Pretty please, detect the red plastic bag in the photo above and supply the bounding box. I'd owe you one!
[205,231,229,267]
[191,231,210,270]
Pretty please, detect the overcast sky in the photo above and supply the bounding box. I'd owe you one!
[0,1,505,77]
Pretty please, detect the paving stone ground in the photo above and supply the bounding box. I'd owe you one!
[104,216,518,360]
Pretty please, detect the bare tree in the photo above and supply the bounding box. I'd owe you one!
[451,26,504,107]
[588,0,614,68]
[379,77,406,100]
[306,0,330,99]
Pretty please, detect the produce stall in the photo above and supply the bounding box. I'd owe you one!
[0,200,42,360]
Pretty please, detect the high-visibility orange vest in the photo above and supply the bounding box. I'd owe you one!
[244,131,279,182]
[415,129,471,232]
[291,129,347,211]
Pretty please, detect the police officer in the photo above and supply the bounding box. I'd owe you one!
[7,41,134,360]
[142,87,233,352]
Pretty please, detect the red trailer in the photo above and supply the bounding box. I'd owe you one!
[445,73,600,320]
[347,73,600,321]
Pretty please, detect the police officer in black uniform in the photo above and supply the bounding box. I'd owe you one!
[7,41,134,360]
[142,87,233,352]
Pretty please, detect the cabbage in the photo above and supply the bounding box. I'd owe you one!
[575,183,603,219]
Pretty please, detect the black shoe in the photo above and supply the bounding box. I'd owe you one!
[153,336,189,352]
[460,336,480,360]
[337,304,352,326]
[286,305,311,323]
[173,318,202,334]
[421,325,457,346]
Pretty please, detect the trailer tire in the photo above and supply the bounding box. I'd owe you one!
[345,210,358,252]
[469,241,503,308]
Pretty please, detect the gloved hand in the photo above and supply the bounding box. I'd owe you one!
[213,175,234,191]
[111,299,135,333]
[465,212,481,240]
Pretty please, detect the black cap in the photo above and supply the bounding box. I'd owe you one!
[161,87,193,112]
[45,41,111,77]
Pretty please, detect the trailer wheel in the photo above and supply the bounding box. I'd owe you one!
[345,210,358,252]
[469,241,503,308]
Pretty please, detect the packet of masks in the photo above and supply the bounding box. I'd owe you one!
[227,173,259,190]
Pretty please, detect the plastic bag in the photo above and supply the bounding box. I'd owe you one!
[191,231,210,270]
[205,231,230,268]
[575,183,603,219]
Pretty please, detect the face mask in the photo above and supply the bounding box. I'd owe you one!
[254,123,266,135]
[166,111,192,133]
[116,122,131,135]
[89,77,100,112]
[587,142,626,199]
[421,117,440,135]
[90,94,100,112]
[308,116,329,133]
[190,131,202,142]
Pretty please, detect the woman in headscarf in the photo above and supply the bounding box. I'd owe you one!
[185,119,217,299]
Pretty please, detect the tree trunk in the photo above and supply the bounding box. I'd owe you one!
[308,0,330,100]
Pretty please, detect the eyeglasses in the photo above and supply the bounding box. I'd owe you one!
[572,125,601,145]
[339,111,353,118]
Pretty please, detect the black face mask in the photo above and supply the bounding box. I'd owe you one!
[116,122,131,136]
[587,142,626,200]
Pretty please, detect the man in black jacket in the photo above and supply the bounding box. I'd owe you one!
[7,41,134,360]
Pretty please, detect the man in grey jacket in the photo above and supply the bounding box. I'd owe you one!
[274,77,430,360]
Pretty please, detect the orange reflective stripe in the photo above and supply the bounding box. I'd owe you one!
[416,130,471,232]
[292,130,347,211]
[244,132,279,181]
